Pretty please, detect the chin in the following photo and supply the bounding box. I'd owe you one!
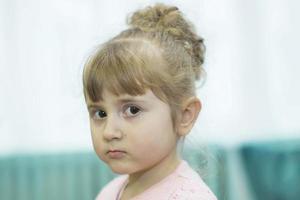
[109,166,131,175]
[107,162,133,174]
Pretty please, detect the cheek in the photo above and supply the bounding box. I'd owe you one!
[130,121,175,155]
[90,124,99,143]
[131,135,175,167]
[90,121,103,140]
[142,114,176,141]
[90,124,106,158]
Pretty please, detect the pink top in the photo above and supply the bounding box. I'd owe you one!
[96,160,218,200]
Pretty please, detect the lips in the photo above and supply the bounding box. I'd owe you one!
[107,150,126,159]
[107,149,126,153]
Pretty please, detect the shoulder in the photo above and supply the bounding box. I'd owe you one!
[95,175,128,200]
[169,160,218,200]
[169,178,218,200]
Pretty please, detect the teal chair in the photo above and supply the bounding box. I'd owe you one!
[240,139,300,200]
[0,145,227,200]
[0,152,114,200]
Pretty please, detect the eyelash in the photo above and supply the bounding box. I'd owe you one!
[91,105,142,120]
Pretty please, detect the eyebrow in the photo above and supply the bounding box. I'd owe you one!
[87,97,148,109]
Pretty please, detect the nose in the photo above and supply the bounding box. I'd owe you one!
[102,114,123,141]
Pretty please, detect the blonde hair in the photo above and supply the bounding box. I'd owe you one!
[83,3,205,124]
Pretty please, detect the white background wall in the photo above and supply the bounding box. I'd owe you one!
[1,0,300,155]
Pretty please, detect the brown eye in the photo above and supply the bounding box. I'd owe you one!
[124,105,141,117]
[95,110,107,119]
[130,106,140,114]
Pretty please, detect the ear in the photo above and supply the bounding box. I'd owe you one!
[176,97,201,136]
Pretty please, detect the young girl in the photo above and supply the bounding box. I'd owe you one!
[83,3,217,200]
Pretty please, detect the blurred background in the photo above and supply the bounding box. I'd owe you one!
[0,0,300,199]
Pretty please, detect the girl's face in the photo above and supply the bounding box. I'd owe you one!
[86,88,180,174]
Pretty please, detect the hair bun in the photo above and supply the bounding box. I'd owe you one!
[128,3,186,37]
[127,3,205,79]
